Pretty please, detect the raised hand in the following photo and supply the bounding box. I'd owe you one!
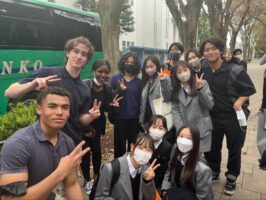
[195,73,204,90]
[88,99,101,120]
[158,68,167,80]
[56,141,90,178]
[110,94,123,107]
[119,79,127,91]
[32,75,61,90]
[143,159,160,181]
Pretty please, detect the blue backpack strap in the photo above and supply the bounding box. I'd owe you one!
[110,158,120,194]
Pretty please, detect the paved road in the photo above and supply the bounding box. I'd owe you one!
[214,59,266,200]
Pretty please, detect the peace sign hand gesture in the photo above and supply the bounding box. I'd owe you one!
[195,73,204,90]
[143,159,160,181]
[119,79,127,91]
[32,75,61,90]
[110,94,123,107]
[88,99,101,120]
[158,68,167,80]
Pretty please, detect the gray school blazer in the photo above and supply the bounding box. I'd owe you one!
[139,77,172,124]
[161,144,214,200]
[94,154,156,200]
[172,80,214,152]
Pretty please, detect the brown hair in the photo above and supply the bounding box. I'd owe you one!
[64,36,95,63]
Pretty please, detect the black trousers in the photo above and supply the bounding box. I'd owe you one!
[114,118,140,158]
[81,132,102,181]
[205,112,246,178]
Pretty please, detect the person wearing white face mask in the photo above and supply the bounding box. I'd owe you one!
[171,61,214,153]
[232,48,247,72]
[95,134,159,200]
[139,56,174,143]
[162,124,214,200]
[147,115,172,194]
[185,49,204,77]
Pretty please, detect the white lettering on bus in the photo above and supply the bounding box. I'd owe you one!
[1,61,14,75]
[19,60,30,73]
[34,60,43,71]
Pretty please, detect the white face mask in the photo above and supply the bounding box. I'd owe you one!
[149,128,165,141]
[189,58,201,69]
[176,137,193,153]
[234,54,242,60]
[177,70,191,83]
[133,148,152,165]
[93,78,103,86]
[145,67,157,77]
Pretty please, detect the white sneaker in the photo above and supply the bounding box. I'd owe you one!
[84,179,94,195]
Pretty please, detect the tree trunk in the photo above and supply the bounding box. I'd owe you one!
[230,32,237,52]
[97,0,124,74]
[165,0,203,51]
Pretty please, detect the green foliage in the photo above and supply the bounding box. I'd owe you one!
[0,102,37,142]
[120,0,134,33]
[73,0,134,33]
[197,12,211,48]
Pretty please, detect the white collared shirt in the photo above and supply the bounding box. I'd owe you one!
[154,139,162,149]
[180,154,190,165]
[127,154,141,178]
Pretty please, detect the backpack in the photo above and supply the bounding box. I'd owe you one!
[89,158,120,199]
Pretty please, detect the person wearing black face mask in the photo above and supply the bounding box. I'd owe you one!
[110,52,142,158]
[162,42,184,76]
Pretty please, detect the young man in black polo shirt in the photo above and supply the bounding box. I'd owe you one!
[200,38,256,195]
[5,36,101,145]
[0,87,90,200]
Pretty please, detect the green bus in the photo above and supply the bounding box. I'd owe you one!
[0,0,103,114]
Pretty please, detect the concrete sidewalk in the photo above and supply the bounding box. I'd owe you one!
[214,59,266,200]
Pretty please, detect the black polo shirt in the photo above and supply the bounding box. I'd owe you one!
[202,61,256,113]
[0,121,75,200]
[19,67,91,144]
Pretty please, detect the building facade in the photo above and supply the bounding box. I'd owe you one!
[42,0,180,51]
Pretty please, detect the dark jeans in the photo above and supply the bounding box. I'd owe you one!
[205,112,246,178]
[114,118,140,158]
[81,132,102,181]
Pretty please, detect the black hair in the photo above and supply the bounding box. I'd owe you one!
[232,48,242,55]
[171,61,197,102]
[170,124,200,189]
[117,52,141,75]
[168,42,184,53]
[199,37,224,57]
[37,86,72,105]
[148,115,168,131]
[185,49,201,61]
[133,133,155,151]
[91,59,111,72]
[140,55,161,90]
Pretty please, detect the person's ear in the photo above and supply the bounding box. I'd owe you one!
[130,143,134,152]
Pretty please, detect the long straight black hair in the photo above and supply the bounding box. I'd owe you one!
[140,55,161,91]
[170,124,200,189]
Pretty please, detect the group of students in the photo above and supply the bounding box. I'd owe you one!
[0,35,256,200]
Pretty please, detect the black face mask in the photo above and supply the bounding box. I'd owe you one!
[169,52,180,62]
[124,64,139,75]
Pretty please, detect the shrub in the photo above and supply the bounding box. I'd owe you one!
[0,102,37,142]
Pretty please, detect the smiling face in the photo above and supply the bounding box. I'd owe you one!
[203,42,222,63]
[66,43,90,71]
[37,94,70,131]
[94,64,110,84]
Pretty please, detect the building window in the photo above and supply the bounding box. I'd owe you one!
[131,42,134,46]
[127,41,130,47]
[122,41,126,50]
